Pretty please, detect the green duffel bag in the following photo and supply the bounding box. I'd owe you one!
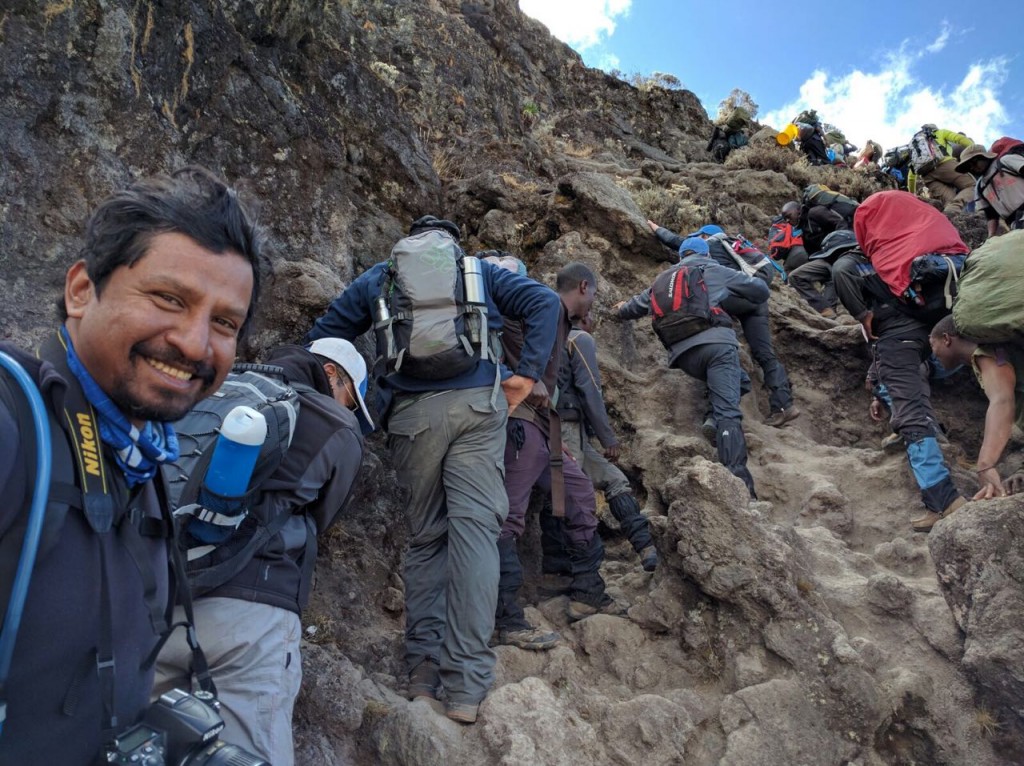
[953,229,1024,343]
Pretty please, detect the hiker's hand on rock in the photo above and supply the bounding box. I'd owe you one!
[1005,471,1024,495]
[973,468,1006,500]
[869,399,885,421]
[611,300,625,315]
[604,444,620,461]
[647,219,659,233]
[502,375,535,413]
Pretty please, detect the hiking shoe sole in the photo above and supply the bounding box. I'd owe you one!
[497,627,560,651]
[446,702,479,724]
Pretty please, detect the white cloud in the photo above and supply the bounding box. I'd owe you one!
[925,22,951,54]
[518,0,631,51]
[761,39,1009,150]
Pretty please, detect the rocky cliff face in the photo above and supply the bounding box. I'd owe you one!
[2,2,1022,764]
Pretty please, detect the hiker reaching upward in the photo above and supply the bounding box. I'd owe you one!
[906,124,975,214]
[648,220,798,428]
[306,215,561,724]
[616,236,769,498]
[799,184,858,255]
[929,315,1024,500]
[795,121,831,166]
[954,140,1024,238]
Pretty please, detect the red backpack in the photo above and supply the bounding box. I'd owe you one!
[650,265,732,348]
[991,136,1024,158]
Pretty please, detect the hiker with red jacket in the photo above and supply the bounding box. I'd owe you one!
[833,191,968,532]
[615,237,769,498]
[955,139,1024,238]
[768,202,810,272]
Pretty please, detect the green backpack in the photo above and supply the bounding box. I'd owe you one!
[953,229,1024,343]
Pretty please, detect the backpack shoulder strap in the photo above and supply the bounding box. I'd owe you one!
[0,370,76,622]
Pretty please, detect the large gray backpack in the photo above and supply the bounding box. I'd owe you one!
[374,229,488,380]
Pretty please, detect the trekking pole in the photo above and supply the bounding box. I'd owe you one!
[0,351,53,738]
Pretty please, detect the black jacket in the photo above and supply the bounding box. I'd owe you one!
[0,335,170,766]
[832,250,929,338]
[203,345,364,614]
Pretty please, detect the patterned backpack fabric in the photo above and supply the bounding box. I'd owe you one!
[908,126,945,174]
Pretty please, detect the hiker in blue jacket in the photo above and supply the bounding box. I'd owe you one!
[305,216,560,724]
[616,237,768,498]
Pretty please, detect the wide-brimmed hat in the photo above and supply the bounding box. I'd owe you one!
[306,338,374,430]
[955,144,997,172]
[810,229,858,261]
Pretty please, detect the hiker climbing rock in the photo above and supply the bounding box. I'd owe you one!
[906,124,975,214]
[616,237,767,498]
[306,215,561,724]
[954,139,1024,238]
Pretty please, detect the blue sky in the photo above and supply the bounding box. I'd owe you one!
[519,0,1021,150]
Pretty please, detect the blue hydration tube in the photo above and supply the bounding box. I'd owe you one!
[0,351,52,737]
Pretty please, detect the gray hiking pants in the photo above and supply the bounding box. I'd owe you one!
[559,418,631,499]
[387,386,508,706]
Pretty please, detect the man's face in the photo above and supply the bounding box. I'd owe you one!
[929,333,956,371]
[64,231,254,424]
[783,207,800,225]
[569,280,597,321]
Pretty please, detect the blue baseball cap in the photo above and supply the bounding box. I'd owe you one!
[678,237,710,257]
[687,224,725,237]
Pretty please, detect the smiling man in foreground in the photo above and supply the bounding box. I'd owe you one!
[0,166,266,764]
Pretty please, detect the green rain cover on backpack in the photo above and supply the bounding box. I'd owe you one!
[953,229,1024,343]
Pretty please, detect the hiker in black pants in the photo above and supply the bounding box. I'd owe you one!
[617,237,767,498]
[788,230,860,318]
[648,220,799,428]
[833,249,966,533]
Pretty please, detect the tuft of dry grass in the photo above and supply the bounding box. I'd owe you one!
[630,182,711,237]
[975,709,1003,737]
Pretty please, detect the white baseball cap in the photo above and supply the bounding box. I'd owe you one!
[307,338,374,430]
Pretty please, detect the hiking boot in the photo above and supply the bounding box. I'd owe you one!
[496,626,560,651]
[407,659,440,700]
[820,307,837,319]
[701,416,717,446]
[765,406,801,428]
[911,496,967,533]
[640,545,658,572]
[445,702,479,724]
[880,432,903,452]
[567,595,627,622]
[538,573,573,598]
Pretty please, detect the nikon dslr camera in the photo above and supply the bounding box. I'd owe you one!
[104,688,269,765]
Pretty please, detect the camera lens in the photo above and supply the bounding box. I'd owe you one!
[183,740,270,766]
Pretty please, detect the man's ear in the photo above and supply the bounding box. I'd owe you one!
[64,260,94,319]
[578,279,590,295]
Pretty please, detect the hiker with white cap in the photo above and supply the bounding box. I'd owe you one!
[955,141,1024,239]
[154,339,366,764]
